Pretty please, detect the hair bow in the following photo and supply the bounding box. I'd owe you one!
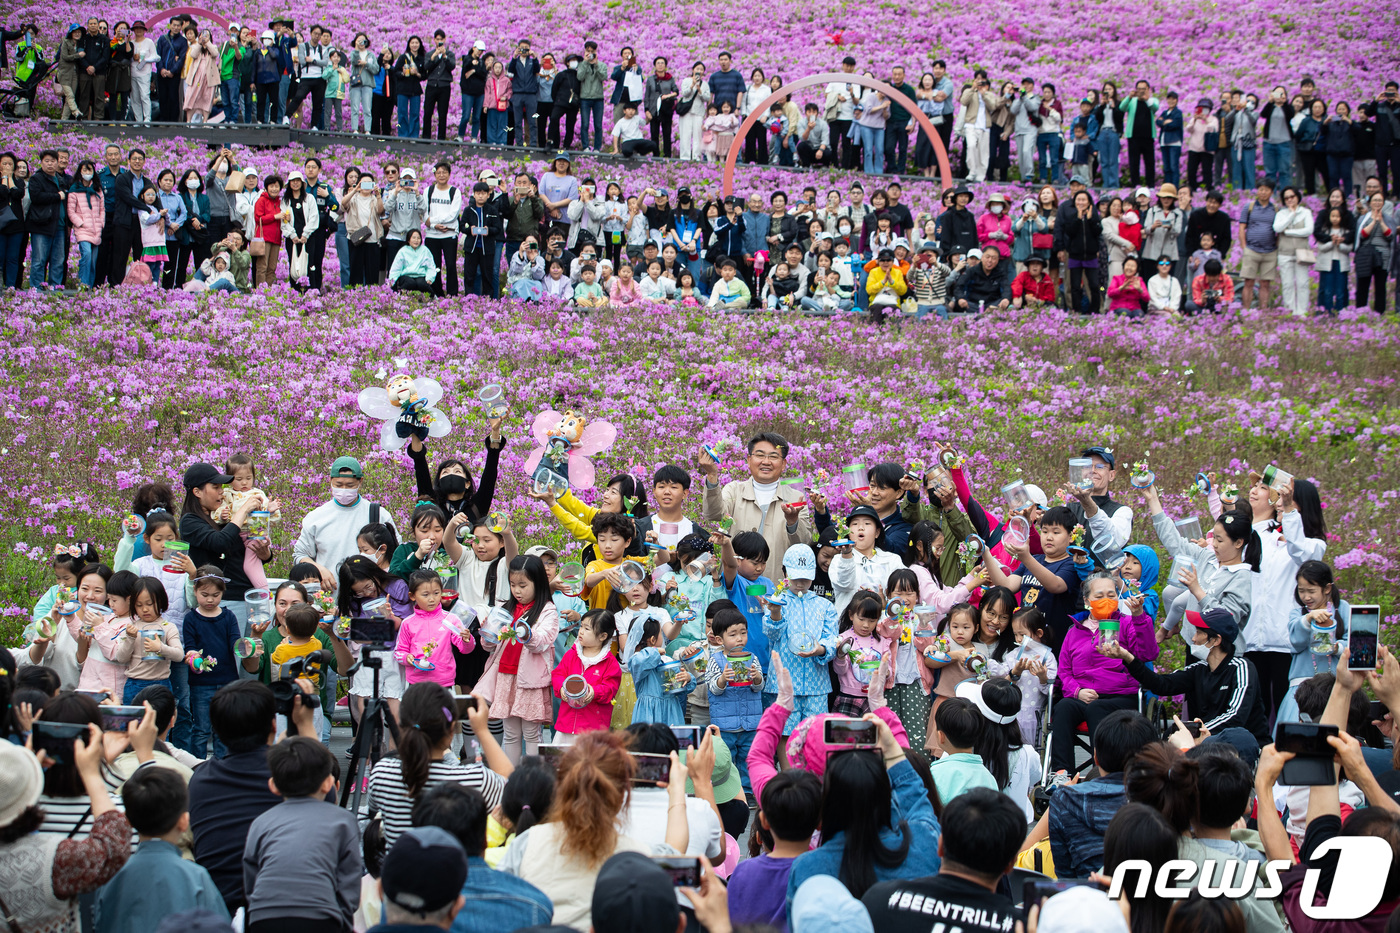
[53,543,84,558]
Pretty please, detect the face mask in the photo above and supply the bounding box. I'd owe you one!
[990,204,1003,214]
[82,172,93,181]
[569,62,578,70]
[438,474,467,495]
[1088,597,1118,620]
[262,38,272,46]
[186,179,200,190]
[1189,642,1212,661]
[331,486,360,506]
[839,226,851,236]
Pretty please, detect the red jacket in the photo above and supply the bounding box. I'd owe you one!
[551,643,622,735]
[1012,270,1055,303]
[252,191,284,244]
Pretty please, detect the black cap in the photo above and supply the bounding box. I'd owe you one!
[591,853,681,933]
[183,462,235,490]
[847,504,884,531]
[1081,446,1115,468]
[380,827,469,915]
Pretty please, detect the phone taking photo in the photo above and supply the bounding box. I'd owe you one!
[1348,605,1380,671]
[652,856,703,888]
[630,752,672,785]
[99,705,147,733]
[32,721,90,766]
[824,717,878,747]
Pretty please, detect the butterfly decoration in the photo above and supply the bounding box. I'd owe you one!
[357,374,453,452]
[523,409,617,489]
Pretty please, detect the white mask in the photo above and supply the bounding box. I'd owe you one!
[186,179,200,189]
[81,172,94,181]
[990,204,1003,214]
[1188,642,1211,661]
[569,62,578,71]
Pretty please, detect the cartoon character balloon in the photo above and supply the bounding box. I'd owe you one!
[523,409,617,489]
[357,374,453,451]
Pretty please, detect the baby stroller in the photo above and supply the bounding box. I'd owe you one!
[0,57,50,119]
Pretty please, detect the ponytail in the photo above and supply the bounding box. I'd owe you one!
[1124,742,1199,834]
[397,683,456,799]
[550,731,634,867]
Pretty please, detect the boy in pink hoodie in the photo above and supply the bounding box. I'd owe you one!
[394,569,475,688]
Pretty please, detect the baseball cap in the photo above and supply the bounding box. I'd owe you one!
[380,827,468,915]
[1186,608,1238,642]
[473,39,486,50]
[183,462,235,489]
[1037,885,1129,933]
[287,170,304,184]
[478,169,500,185]
[967,248,983,261]
[783,543,817,580]
[525,545,558,560]
[1081,446,1115,468]
[1023,484,1049,509]
[846,504,884,531]
[791,875,874,933]
[242,165,259,176]
[330,456,364,479]
[228,21,241,31]
[401,167,416,179]
[591,852,680,933]
[1134,186,1151,199]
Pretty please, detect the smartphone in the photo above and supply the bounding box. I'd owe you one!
[1275,721,1341,786]
[537,744,568,773]
[652,855,703,888]
[631,752,672,785]
[32,721,89,765]
[1184,720,1202,739]
[1348,605,1381,671]
[453,694,478,719]
[824,717,878,747]
[670,725,702,750]
[1022,879,1104,915]
[348,616,396,647]
[75,689,110,703]
[99,705,147,733]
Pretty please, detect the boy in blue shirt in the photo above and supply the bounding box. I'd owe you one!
[96,766,229,933]
[762,544,838,739]
[1157,91,1185,186]
[719,529,774,690]
[706,607,764,794]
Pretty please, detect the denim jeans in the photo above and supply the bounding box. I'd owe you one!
[486,107,508,145]
[0,232,23,287]
[276,73,290,122]
[1037,133,1064,183]
[1231,147,1257,189]
[459,92,483,139]
[123,676,172,705]
[221,78,240,123]
[397,94,420,138]
[76,241,97,286]
[1327,156,1354,193]
[1096,127,1121,187]
[1318,266,1348,311]
[580,98,604,149]
[336,221,350,287]
[29,232,62,288]
[720,729,756,792]
[916,303,948,320]
[348,85,372,132]
[242,84,255,123]
[1161,145,1181,185]
[858,124,885,175]
[1263,140,1291,187]
[190,683,228,759]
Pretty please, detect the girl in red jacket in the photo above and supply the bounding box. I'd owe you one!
[251,174,286,287]
[551,608,621,743]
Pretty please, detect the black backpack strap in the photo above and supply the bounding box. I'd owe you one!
[370,502,381,525]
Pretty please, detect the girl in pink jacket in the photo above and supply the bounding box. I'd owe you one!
[475,555,559,763]
[394,569,476,689]
[551,608,622,741]
[68,160,105,287]
[977,193,1014,258]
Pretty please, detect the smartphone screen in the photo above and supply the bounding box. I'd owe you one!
[349,616,396,647]
[453,695,478,719]
[652,855,702,888]
[99,705,147,733]
[75,689,110,703]
[824,717,878,747]
[670,725,701,750]
[1275,721,1340,757]
[32,721,89,765]
[1349,605,1380,670]
[631,752,672,785]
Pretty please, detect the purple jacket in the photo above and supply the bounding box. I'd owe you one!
[1058,610,1158,698]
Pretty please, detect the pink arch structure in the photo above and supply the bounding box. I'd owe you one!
[722,73,954,198]
[144,7,231,32]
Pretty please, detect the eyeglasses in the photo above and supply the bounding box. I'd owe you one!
[749,453,783,462]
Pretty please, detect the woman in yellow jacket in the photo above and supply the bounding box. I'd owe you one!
[866,247,908,323]
[526,474,648,568]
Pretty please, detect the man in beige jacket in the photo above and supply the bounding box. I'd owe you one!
[699,431,814,570]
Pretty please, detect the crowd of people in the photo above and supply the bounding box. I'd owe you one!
[3,419,1398,933]
[14,18,1400,183]
[3,140,1400,314]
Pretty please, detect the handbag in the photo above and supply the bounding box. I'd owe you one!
[225,170,245,192]
[675,87,696,118]
[1032,233,1054,249]
[1295,247,1317,264]
[289,243,309,280]
[249,236,267,257]
[348,225,372,245]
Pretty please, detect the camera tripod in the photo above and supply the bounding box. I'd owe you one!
[340,646,400,812]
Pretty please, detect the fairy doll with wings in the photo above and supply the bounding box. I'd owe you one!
[522,409,617,489]
[358,374,453,451]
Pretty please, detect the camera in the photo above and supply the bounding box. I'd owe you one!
[269,650,333,715]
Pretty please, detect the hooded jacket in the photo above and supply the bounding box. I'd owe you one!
[1122,545,1160,619]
